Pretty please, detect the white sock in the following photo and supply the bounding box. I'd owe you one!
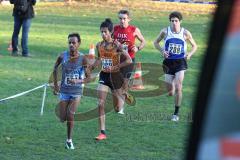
[67,139,72,143]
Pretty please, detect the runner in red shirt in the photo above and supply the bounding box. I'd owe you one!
[113,9,145,114]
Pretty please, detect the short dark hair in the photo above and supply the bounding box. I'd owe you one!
[100,18,113,33]
[169,11,183,21]
[118,9,130,17]
[68,33,81,43]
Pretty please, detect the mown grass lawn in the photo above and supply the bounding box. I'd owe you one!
[0,1,213,160]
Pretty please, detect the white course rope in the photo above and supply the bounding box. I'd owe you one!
[0,73,98,116]
[0,83,48,116]
[40,84,48,116]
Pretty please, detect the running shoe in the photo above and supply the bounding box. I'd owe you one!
[65,141,75,150]
[124,92,136,106]
[95,133,107,141]
[171,115,179,122]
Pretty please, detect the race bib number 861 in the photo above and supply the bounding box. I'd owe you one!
[64,74,80,86]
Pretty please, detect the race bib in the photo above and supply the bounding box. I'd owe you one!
[168,43,182,55]
[64,73,80,86]
[122,43,128,53]
[102,58,113,69]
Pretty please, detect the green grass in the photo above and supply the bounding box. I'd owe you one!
[0,2,212,160]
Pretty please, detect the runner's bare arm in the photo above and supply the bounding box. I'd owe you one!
[184,30,198,60]
[82,56,91,83]
[133,27,146,52]
[117,42,132,68]
[153,28,169,58]
[53,54,63,94]
[90,43,102,71]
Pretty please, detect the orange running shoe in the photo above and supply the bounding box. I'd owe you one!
[95,133,107,140]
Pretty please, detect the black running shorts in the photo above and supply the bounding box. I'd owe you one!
[162,58,188,75]
[99,71,123,90]
[120,58,135,79]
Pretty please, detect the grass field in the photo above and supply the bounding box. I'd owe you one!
[0,1,213,160]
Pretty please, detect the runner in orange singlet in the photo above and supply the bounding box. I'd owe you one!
[91,18,132,140]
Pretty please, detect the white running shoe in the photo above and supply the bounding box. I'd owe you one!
[171,115,179,122]
[65,141,75,150]
[118,108,124,115]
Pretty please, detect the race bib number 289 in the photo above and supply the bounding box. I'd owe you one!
[168,43,182,55]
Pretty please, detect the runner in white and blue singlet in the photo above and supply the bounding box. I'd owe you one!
[164,26,187,60]
[154,11,197,122]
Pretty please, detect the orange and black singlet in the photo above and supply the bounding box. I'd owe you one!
[98,41,120,72]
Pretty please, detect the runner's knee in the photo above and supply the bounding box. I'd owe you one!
[168,91,174,96]
[98,99,105,109]
[175,84,182,94]
[60,114,66,122]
